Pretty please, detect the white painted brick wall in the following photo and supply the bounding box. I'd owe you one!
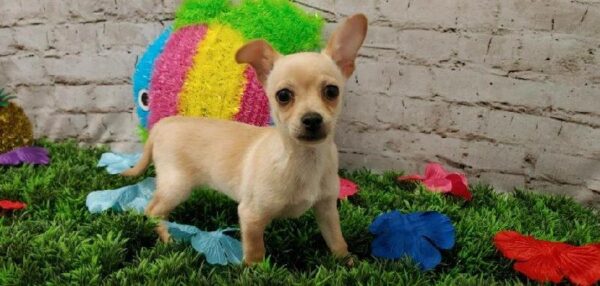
[0,0,598,206]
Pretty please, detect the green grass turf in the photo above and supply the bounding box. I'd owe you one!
[0,141,598,285]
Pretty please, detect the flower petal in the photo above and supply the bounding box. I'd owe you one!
[493,231,594,284]
[410,237,443,271]
[369,210,399,236]
[494,231,552,261]
[16,147,50,165]
[0,147,50,166]
[191,230,226,265]
[423,178,453,193]
[514,257,565,284]
[166,221,202,242]
[217,231,244,265]
[560,245,600,286]
[424,163,449,179]
[0,200,27,210]
[338,178,358,199]
[397,174,425,182]
[85,188,126,214]
[0,151,20,165]
[447,172,468,186]
[371,212,410,259]
[97,152,142,174]
[370,211,455,271]
[446,173,472,201]
[191,229,243,265]
[407,212,455,250]
[86,177,156,213]
[168,223,242,265]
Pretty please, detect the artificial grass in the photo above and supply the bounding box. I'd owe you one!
[0,141,599,285]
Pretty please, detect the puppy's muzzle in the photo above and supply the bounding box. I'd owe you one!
[298,112,327,142]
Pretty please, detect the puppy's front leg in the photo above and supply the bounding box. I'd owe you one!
[238,204,271,265]
[313,198,349,258]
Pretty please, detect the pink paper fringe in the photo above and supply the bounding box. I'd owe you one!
[148,25,208,129]
[234,67,271,126]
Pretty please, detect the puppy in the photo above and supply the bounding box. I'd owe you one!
[122,14,368,265]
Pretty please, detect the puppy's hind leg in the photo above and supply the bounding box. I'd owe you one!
[145,176,193,242]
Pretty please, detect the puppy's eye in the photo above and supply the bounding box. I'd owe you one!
[323,85,339,100]
[276,89,293,105]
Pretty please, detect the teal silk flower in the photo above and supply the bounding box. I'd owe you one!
[85,178,243,265]
[167,222,243,265]
[97,152,142,174]
[86,177,155,213]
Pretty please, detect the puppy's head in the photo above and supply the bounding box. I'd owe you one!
[236,14,368,145]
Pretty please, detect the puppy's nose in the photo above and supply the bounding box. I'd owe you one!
[301,112,323,130]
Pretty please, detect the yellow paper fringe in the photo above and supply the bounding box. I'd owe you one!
[178,24,247,120]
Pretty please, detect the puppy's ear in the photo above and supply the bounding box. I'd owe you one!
[236,40,280,84]
[324,14,368,78]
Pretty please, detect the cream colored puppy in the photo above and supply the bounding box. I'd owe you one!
[122,14,368,265]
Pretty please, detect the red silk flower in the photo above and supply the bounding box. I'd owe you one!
[494,231,600,286]
[397,163,472,201]
[0,200,27,211]
[338,178,358,199]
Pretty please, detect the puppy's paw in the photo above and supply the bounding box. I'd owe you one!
[340,253,358,268]
[243,255,264,266]
[156,227,172,243]
[243,259,260,266]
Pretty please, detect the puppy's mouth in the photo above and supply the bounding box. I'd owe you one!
[296,130,327,143]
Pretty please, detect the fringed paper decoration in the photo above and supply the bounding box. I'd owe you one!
[148,25,208,129]
[216,0,323,54]
[132,0,324,140]
[132,27,172,129]
[174,0,230,29]
[177,23,246,120]
[234,67,270,126]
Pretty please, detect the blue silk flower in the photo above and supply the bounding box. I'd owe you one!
[369,211,455,270]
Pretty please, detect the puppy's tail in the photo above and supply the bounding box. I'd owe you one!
[121,133,154,177]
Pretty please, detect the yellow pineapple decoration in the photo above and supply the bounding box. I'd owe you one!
[0,89,34,154]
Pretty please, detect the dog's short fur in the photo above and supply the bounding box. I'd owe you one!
[122,14,368,264]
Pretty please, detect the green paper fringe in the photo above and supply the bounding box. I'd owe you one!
[175,0,230,29]
[137,125,149,143]
[175,0,324,54]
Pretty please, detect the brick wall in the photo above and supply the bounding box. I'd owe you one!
[1,0,598,206]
